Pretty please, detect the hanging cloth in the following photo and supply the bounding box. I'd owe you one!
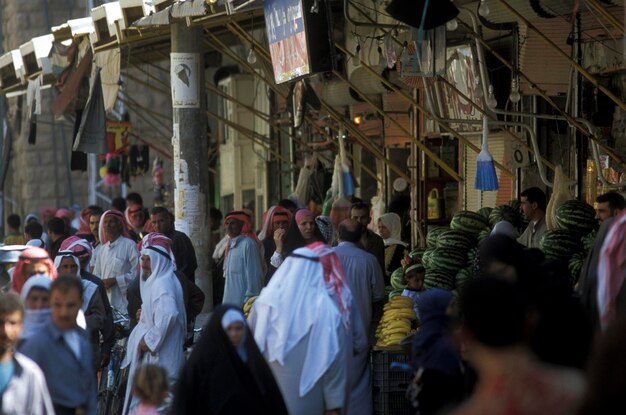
[74,68,107,155]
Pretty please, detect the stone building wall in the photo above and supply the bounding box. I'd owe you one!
[1,0,174,221]
[1,0,88,219]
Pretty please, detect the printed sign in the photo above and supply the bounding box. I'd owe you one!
[265,0,310,84]
[170,53,200,108]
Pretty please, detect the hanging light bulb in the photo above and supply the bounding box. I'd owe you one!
[446,18,458,31]
[247,47,257,64]
[509,77,521,103]
[486,84,497,109]
[474,77,484,98]
[400,42,410,67]
[310,0,319,14]
[509,89,521,103]
[377,46,386,67]
[478,0,490,17]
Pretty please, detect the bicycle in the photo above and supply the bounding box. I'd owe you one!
[97,308,130,415]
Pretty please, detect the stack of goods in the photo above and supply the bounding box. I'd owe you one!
[488,200,527,234]
[416,198,598,292]
[542,199,597,284]
[421,211,492,292]
[375,296,417,347]
[242,296,258,318]
[418,201,525,295]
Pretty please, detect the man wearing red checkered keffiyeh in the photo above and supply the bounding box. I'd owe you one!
[222,210,264,307]
[11,247,57,295]
[122,231,186,415]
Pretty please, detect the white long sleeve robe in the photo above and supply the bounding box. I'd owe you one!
[122,265,186,414]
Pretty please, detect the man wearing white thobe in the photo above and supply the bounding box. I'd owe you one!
[250,244,349,415]
[122,233,186,414]
[334,219,386,415]
[92,210,139,318]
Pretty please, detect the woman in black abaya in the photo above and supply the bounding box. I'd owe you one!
[171,305,288,415]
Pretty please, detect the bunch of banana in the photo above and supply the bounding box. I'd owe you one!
[242,296,258,318]
[375,296,417,347]
[383,295,414,312]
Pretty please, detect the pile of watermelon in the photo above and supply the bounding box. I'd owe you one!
[412,198,597,295]
[419,209,493,293]
[541,199,597,284]
[416,200,527,293]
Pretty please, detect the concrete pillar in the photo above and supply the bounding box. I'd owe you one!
[171,23,211,310]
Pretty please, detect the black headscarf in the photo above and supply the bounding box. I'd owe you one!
[281,209,324,257]
[170,305,288,415]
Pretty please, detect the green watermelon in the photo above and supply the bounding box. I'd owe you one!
[541,229,583,260]
[568,253,585,285]
[424,270,455,290]
[426,227,448,249]
[421,249,434,270]
[477,227,491,245]
[450,211,490,236]
[555,200,597,236]
[477,207,493,219]
[430,248,467,277]
[489,204,521,228]
[455,267,472,289]
[581,229,597,253]
[409,248,426,259]
[466,247,478,268]
[388,289,404,300]
[436,229,473,252]
[390,267,406,290]
[507,199,521,212]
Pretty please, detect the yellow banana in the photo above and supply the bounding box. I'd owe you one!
[381,317,411,327]
[385,303,412,311]
[390,297,413,306]
[383,320,411,330]
[392,310,416,320]
[383,328,410,337]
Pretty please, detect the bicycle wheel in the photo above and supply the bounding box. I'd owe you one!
[97,369,110,415]
[110,366,129,415]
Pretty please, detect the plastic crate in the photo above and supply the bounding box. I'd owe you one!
[371,347,413,415]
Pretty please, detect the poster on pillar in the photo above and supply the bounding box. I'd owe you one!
[170,53,200,108]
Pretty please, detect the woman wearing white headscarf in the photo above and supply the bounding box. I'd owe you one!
[19,274,53,342]
[377,212,409,282]
[122,233,186,415]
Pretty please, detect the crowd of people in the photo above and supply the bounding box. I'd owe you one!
[0,193,204,415]
[1,188,626,414]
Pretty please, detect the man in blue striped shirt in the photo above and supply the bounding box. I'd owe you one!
[20,275,97,415]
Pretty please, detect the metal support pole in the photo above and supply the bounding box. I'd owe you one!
[574,13,583,199]
[171,22,211,311]
[88,154,97,205]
